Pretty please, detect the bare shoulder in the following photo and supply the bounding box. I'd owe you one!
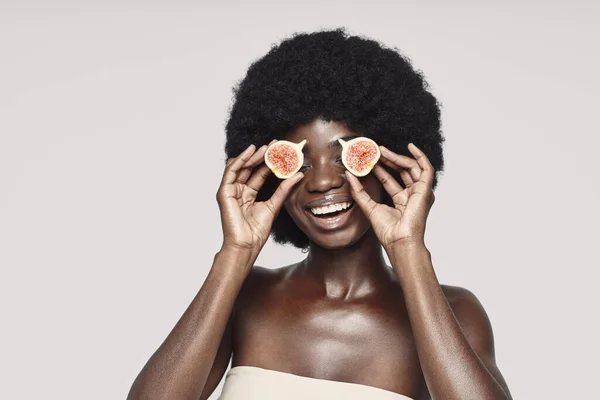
[440,284,483,309]
[440,286,513,398]
[440,284,492,327]
[440,284,496,355]
[235,263,297,305]
[231,263,300,349]
[241,264,294,288]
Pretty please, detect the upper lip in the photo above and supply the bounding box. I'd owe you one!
[304,195,354,210]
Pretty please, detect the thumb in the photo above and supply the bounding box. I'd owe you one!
[345,171,377,220]
[264,172,304,215]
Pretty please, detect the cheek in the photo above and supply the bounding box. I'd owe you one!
[283,198,293,214]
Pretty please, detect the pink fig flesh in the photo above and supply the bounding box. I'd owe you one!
[264,139,307,179]
[340,137,381,177]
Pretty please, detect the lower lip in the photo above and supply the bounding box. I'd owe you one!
[306,204,355,231]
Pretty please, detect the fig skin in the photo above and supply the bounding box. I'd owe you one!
[338,137,381,177]
[264,139,307,179]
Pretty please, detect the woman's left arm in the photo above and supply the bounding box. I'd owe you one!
[387,243,512,400]
[346,143,512,400]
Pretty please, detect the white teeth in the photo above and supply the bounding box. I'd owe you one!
[310,201,352,215]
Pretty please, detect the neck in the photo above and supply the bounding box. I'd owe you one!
[300,230,392,300]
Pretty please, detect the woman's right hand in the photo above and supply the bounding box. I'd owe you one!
[216,143,304,253]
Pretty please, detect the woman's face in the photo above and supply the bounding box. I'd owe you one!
[283,118,383,249]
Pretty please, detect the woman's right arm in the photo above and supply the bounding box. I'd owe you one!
[126,246,254,400]
[126,143,304,400]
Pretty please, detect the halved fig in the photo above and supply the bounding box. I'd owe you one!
[264,139,307,179]
[338,137,381,177]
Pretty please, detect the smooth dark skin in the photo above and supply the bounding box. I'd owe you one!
[127,119,512,400]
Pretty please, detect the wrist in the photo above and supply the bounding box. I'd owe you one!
[385,241,431,274]
[219,242,259,261]
[384,239,428,258]
[219,240,262,256]
[215,244,259,275]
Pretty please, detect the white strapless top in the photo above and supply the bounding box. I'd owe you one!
[218,366,413,400]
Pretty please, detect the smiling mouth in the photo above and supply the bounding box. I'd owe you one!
[309,201,355,218]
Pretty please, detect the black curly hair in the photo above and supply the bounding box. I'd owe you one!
[225,28,445,249]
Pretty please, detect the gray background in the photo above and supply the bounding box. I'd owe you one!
[1,1,598,399]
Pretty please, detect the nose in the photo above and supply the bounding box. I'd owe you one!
[304,161,345,193]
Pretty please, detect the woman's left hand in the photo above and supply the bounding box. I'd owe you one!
[345,143,435,249]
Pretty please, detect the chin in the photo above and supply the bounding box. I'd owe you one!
[306,226,371,250]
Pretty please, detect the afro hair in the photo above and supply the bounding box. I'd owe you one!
[224,28,445,249]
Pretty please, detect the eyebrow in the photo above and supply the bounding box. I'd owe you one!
[327,135,358,149]
[303,135,359,154]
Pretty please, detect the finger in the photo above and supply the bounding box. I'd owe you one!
[220,144,256,186]
[379,157,417,187]
[264,171,304,214]
[237,144,269,184]
[246,164,272,192]
[372,165,409,207]
[379,151,421,183]
[237,139,278,183]
[379,158,414,187]
[243,144,269,169]
[236,167,252,185]
[407,143,434,184]
[345,171,378,220]
[379,146,421,182]
[399,169,414,188]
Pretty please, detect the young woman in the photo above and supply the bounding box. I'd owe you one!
[127,28,512,400]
